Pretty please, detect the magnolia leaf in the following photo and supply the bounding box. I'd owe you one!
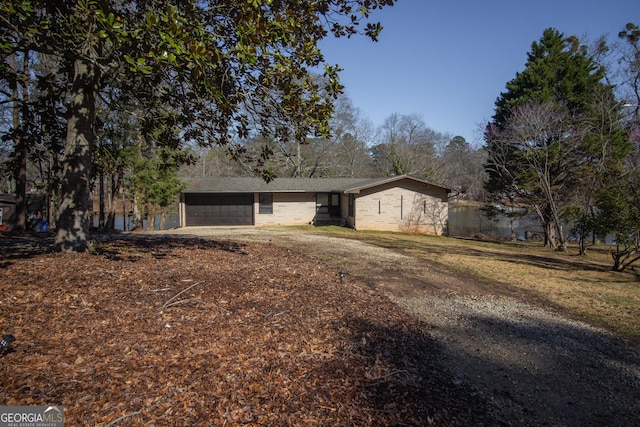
[145,10,158,26]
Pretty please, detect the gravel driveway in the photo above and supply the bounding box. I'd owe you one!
[158,227,640,426]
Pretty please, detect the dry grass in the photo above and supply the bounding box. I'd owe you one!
[301,226,640,342]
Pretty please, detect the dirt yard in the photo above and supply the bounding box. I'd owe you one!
[1,228,639,426]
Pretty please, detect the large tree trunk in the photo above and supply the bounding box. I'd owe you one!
[54,58,97,252]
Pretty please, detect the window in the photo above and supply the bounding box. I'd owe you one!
[259,193,273,214]
[316,193,329,214]
[348,195,355,217]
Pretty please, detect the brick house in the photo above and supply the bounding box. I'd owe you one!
[180,175,451,235]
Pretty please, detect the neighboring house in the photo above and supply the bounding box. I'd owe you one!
[0,194,15,226]
[180,175,451,235]
[0,193,47,229]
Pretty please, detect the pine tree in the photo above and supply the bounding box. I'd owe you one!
[484,28,629,251]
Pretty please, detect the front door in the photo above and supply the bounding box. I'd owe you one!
[316,193,341,217]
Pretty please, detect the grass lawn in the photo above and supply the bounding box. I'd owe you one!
[283,225,640,343]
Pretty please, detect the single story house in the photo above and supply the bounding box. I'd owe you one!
[179,175,451,235]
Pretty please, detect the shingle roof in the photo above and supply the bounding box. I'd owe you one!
[184,177,374,193]
[343,175,452,193]
[184,175,451,193]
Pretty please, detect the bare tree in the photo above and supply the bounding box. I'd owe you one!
[324,95,377,177]
[212,94,378,178]
[372,113,447,180]
[486,101,577,250]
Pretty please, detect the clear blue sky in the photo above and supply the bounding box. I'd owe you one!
[318,0,637,146]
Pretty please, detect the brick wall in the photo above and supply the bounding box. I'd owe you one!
[353,183,448,235]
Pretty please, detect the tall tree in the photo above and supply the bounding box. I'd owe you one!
[584,22,640,269]
[93,103,138,230]
[322,95,376,177]
[129,144,190,231]
[155,94,379,180]
[7,51,29,232]
[484,28,626,251]
[0,0,396,252]
[572,86,631,254]
[1,48,63,232]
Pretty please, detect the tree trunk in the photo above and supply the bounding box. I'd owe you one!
[146,204,155,231]
[47,193,55,229]
[10,53,28,233]
[543,220,555,249]
[611,251,624,272]
[131,191,142,231]
[291,141,303,177]
[552,217,566,252]
[98,173,105,230]
[159,208,166,230]
[508,215,516,241]
[105,211,115,230]
[578,234,587,256]
[533,204,554,249]
[53,57,97,252]
[104,175,117,230]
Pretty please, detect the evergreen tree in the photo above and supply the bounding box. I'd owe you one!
[484,28,629,251]
[0,0,396,252]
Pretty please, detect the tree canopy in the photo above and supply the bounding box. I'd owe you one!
[492,28,607,127]
[0,0,396,252]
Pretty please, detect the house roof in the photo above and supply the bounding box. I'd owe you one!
[343,175,452,194]
[184,175,451,194]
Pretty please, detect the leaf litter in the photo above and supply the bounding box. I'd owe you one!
[0,235,499,426]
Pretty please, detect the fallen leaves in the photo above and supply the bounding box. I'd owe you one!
[0,235,492,426]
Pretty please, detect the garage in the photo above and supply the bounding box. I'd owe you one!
[183,193,254,226]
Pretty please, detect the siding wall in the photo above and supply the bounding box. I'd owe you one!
[254,192,317,226]
[353,181,448,234]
